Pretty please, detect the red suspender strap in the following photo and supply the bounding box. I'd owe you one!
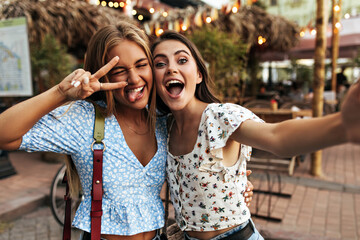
[91,149,103,240]
[91,105,105,240]
[62,104,105,240]
[62,174,72,240]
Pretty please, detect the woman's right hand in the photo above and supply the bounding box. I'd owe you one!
[341,79,360,143]
[57,56,128,101]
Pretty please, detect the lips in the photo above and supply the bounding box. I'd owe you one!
[164,79,184,97]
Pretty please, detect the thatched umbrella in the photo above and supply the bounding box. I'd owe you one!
[211,6,300,95]
[148,5,300,54]
[221,6,300,53]
[0,0,135,57]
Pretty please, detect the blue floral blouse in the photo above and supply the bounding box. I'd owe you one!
[19,100,168,235]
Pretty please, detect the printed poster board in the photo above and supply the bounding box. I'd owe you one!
[0,17,33,96]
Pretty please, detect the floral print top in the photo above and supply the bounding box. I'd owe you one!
[166,103,263,232]
[20,100,168,235]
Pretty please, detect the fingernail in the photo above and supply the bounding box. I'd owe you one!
[74,81,81,87]
[244,193,248,197]
[71,80,75,86]
[84,77,89,84]
[247,188,250,191]
[246,198,249,202]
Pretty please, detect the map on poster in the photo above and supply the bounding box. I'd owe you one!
[0,17,33,96]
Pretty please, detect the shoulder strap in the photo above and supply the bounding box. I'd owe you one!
[62,104,105,240]
[91,105,105,240]
[62,173,72,240]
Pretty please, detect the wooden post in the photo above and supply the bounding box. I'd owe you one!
[331,0,342,93]
[311,0,329,176]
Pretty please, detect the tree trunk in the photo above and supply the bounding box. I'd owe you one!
[248,48,260,97]
[331,0,342,93]
[311,0,329,176]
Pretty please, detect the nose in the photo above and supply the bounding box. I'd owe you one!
[127,68,141,85]
[167,62,178,75]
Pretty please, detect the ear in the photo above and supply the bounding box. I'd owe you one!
[196,70,202,84]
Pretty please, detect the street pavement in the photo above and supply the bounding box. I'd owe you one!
[0,143,360,239]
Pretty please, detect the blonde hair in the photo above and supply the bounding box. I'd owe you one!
[64,156,81,198]
[66,22,156,197]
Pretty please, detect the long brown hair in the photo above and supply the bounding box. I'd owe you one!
[151,30,220,114]
[66,22,156,197]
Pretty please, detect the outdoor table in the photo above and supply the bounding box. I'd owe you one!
[248,107,312,123]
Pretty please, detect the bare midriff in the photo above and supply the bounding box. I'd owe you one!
[102,230,156,240]
[186,225,238,240]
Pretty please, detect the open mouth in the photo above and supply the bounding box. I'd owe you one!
[126,86,145,102]
[165,80,184,96]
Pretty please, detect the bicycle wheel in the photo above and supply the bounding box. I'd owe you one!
[50,164,82,226]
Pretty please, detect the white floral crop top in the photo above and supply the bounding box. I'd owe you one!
[166,103,263,232]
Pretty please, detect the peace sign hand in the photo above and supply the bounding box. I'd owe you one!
[58,56,127,101]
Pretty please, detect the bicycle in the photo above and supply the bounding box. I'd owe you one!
[50,163,83,226]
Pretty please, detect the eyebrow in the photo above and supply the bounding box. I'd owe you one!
[153,49,190,60]
[110,58,148,72]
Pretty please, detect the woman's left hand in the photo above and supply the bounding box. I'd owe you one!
[244,170,254,207]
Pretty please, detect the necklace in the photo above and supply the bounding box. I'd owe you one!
[121,117,150,135]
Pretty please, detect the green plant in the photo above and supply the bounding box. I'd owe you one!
[186,26,248,100]
[30,34,73,93]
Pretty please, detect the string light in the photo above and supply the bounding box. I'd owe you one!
[114,2,118,8]
[101,1,106,7]
[205,17,212,23]
[181,25,188,31]
[95,0,100,5]
[149,8,155,14]
[162,12,168,17]
[300,31,305,37]
[333,4,340,12]
[132,9,137,15]
[119,2,124,7]
[335,22,341,29]
[126,0,131,5]
[156,28,164,36]
[344,13,350,19]
[138,15,144,21]
[232,7,238,13]
[258,36,266,45]
[108,1,113,7]
[310,29,317,35]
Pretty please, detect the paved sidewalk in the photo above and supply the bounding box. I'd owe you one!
[0,151,61,222]
[250,143,360,240]
[0,144,359,239]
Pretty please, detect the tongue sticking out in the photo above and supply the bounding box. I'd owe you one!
[127,90,141,102]
[168,85,183,96]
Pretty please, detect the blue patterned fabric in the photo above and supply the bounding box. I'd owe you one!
[19,100,168,235]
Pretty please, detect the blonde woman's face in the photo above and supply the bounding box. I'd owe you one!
[107,40,153,110]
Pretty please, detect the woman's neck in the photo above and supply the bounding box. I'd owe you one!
[171,99,208,135]
[115,106,149,135]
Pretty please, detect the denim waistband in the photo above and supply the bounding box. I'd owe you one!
[184,220,251,240]
[81,229,161,240]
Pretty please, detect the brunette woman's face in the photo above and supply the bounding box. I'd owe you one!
[153,40,202,112]
[107,40,153,111]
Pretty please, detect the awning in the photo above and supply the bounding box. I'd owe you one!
[260,16,360,61]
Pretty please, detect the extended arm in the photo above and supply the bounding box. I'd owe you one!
[232,112,346,157]
[0,56,126,150]
[232,80,360,157]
